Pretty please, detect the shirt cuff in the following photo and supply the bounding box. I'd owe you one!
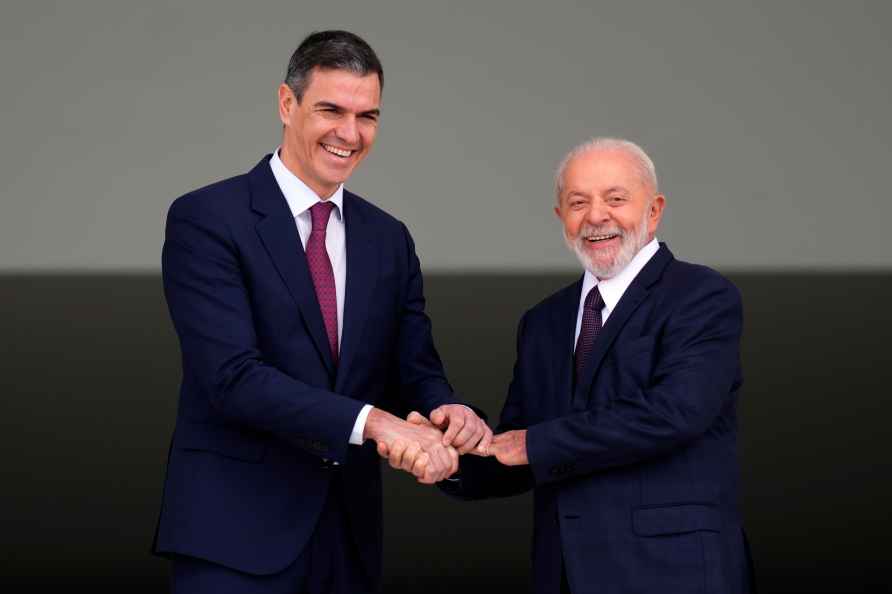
[349,404,374,445]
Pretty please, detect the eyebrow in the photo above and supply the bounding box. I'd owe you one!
[314,101,344,111]
[603,186,629,195]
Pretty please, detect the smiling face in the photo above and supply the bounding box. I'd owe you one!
[277,67,381,198]
[555,148,665,279]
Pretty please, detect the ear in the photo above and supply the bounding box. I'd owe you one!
[277,83,294,126]
[553,204,562,219]
[648,194,666,232]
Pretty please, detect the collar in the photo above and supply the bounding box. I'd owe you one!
[581,237,661,310]
[269,148,344,220]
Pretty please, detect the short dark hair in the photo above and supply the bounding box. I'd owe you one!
[284,30,383,102]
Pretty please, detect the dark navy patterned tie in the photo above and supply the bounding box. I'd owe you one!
[575,286,604,379]
[307,201,338,364]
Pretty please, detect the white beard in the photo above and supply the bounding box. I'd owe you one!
[565,208,650,279]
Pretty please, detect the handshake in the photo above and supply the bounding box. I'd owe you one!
[364,404,527,484]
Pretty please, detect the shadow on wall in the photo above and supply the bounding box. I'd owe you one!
[1,272,890,593]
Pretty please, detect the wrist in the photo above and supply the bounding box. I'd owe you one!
[363,407,395,442]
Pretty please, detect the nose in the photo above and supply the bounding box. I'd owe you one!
[336,116,359,146]
[586,201,610,225]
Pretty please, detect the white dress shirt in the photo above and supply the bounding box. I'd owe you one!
[573,238,661,350]
[269,149,372,445]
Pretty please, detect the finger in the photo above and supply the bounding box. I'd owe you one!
[388,440,407,469]
[453,420,480,454]
[401,442,422,473]
[439,443,455,478]
[422,425,453,479]
[442,413,465,446]
[427,444,450,482]
[476,426,494,456]
[446,445,459,478]
[407,411,434,427]
[440,446,457,481]
[429,406,447,428]
[411,451,429,479]
[418,463,437,485]
[377,440,390,458]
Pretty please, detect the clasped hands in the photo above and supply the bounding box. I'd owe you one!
[366,405,528,484]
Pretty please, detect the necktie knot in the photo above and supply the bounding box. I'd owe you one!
[584,286,604,311]
[310,201,335,231]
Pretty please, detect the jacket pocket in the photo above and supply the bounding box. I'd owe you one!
[175,421,267,462]
[632,503,720,536]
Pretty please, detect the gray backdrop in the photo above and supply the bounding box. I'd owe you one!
[3,1,891,593]
[2,0,891,272]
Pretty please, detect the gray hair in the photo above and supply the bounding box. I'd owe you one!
[554,137,658,204]
[284,30,383,102]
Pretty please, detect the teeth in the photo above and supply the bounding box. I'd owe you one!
[586,234,617,241]
[322,144,353,157]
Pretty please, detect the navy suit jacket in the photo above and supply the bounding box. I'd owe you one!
[445,245,753,594]
[152,155,455,586]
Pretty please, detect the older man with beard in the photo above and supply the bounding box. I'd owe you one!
[393,137,755,594]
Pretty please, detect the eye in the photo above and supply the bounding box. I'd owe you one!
[607,195,626,204]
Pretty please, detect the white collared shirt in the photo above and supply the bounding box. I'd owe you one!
[269,149,371,445]
[269,149,347,344]
[573,238,661,350]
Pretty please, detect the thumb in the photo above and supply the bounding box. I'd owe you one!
[469,442,491,457]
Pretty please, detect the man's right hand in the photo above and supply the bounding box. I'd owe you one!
[364,408,458,484]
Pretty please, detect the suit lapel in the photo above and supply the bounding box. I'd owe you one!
[335,192,376,389]
[571,244,674,410]
[552,278,584,415]
[249,156,335,375]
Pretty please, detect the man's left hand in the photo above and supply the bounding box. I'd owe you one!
[489,430,528,466]
[429,404,493,455]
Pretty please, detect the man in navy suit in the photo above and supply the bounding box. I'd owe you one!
[395,138,753,593]
[152,31,490,594]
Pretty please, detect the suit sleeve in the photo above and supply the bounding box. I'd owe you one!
[393,223,457,416]
[439,315,535,500]
[526,275,743,485]
[162,200,364,463]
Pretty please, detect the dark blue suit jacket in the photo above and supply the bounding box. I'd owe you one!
[152,155,455,586]
[445,245,753,594]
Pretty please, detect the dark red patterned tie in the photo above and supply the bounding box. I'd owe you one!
[307,201,338,364]
[575,286,604,379]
